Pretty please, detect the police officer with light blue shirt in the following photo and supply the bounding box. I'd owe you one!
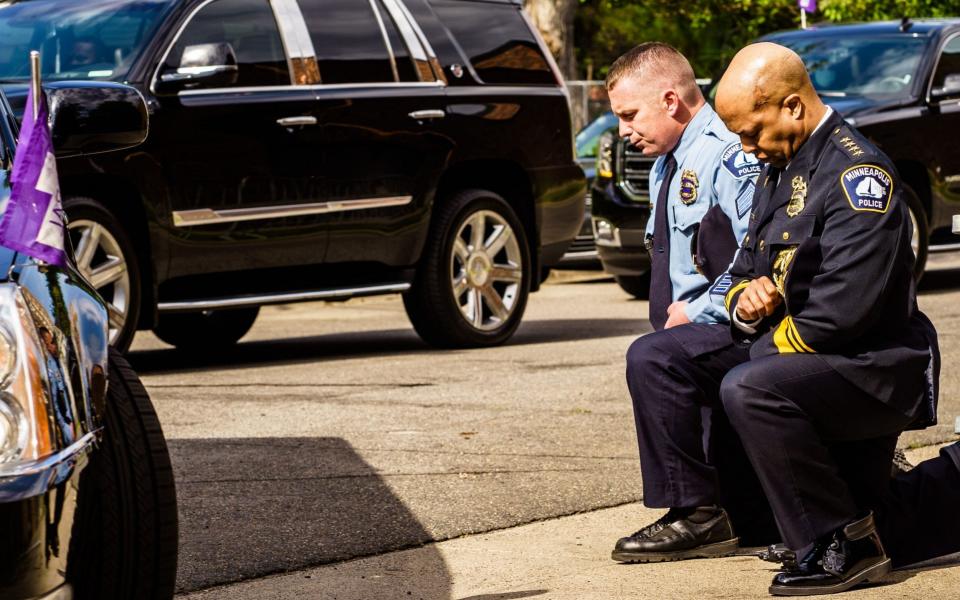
[606,43,775,565]
[607,43,757,331]
[645,105,758,328]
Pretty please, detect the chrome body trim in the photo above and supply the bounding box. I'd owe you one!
[0,431,99,502]
[171,195,413,227]
[368,0,401,82]
[409,109,445,120]
[929,242,960,252]
[178,81,445,97]
[158,283,412,312]
[276,115,317,126]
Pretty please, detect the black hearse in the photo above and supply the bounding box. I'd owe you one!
[0,83,177,599]
[0,0,586,351]
[592,19,960,297]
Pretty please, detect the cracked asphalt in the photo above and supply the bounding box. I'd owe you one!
[126,268,960,595]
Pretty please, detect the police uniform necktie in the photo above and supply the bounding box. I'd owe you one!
[649,152,678,331]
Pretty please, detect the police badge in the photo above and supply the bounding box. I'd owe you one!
[679,169,699,205]
[787,176,807,217]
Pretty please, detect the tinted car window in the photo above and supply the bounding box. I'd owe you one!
[770,34,926,100]
[162,0,289,88]
[429,0,553,85]
[0,0,173,83]
[932,35,960,92]
[298,0,398,84]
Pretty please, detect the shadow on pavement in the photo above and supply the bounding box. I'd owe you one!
[171,437,453,598]
[128,318,649,375]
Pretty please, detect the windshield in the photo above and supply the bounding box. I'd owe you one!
[576,112,617,158]
[770,34,929,100]
[0,0,174,83]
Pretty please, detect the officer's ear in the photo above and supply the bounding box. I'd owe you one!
[782,94,803,120]
[662,89,681,116]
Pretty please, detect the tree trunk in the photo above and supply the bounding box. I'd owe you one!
[523,0,577,80]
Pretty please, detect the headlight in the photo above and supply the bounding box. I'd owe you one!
[596,130,616,180]
[0,284,54,470]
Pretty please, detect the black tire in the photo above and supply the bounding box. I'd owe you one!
[65,196,141,352]
[403,189,531,348]
[68,348,178,599]
[615,272,651,299]
[153,307,260,350]
[903,185,928,283]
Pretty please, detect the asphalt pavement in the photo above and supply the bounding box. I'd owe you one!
[127,268,960,597]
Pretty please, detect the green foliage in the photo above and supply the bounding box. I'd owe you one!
[575,0,798,80]
[575,0,960,79]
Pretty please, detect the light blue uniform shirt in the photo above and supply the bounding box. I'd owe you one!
[646,104,758,324]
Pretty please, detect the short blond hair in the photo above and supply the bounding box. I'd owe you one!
[605,42,701,106]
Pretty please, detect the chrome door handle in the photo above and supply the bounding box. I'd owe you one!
[408,109,445,120]
[276,116,317,127]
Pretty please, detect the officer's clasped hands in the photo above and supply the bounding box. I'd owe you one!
[735,276,782,321]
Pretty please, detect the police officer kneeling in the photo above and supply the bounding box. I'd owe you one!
[619,42,939,597]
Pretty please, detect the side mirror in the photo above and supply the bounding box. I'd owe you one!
[931,73,960,100]
[155,42,238,93]
[45,82,149,158]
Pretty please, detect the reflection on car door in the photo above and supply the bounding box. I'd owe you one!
[296,0,452,270]
[150,0,328,282]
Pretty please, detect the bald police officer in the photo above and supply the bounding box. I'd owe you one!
[606,42,756,330]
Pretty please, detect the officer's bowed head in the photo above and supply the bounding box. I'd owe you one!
[606,42,705,157]
[715,42,828,168]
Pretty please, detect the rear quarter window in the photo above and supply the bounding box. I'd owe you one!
[428,0,554,85]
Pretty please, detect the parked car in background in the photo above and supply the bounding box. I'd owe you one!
[0,83,177,600]
[0,0,586,351]
[558,111,617,267]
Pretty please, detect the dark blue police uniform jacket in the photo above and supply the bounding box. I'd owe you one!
[721,111,938,422]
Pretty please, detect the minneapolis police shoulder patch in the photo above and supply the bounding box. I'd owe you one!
[721,142,762,180]
[840,164,894,213]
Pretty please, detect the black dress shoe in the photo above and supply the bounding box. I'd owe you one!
[611,506,739,563]
[769,512,892,596]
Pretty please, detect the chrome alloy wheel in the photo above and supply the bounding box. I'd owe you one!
[68,219,130,343]
[450,209,523,331]
[909,206,920,259]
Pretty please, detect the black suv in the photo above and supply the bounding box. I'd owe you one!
[592,19,960,297]
[0,0,585,351]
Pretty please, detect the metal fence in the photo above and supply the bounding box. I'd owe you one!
[565,80,609,133]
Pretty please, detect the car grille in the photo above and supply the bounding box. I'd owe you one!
[566,233,596,254]
[617,141,654,202]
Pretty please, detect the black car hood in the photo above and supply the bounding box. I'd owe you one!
[821,95,904,118]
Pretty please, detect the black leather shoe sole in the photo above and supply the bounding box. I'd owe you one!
[611,537,739,563]
[768,558,891,596]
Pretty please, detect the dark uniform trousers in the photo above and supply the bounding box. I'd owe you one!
[627,323,915,550]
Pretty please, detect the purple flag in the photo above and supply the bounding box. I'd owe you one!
[799,0,817,12]
[0,85,66,267]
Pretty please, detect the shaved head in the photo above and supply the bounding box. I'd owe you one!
[715,42,827,167]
